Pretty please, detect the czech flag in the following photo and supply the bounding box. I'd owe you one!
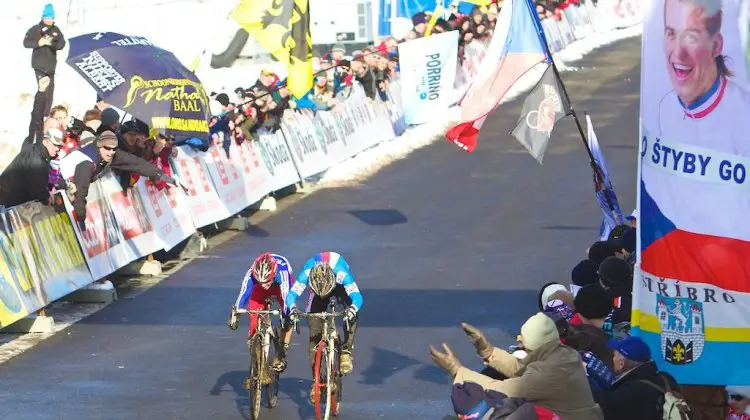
[445,0,549,152]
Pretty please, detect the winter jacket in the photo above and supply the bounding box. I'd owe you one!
[355,67,378,100]
[23,21,66,75]
[61,144,163,223]
[0,142,53,207]
[454,341,603,420]
[565,324,613,371]
[592,361,679,420]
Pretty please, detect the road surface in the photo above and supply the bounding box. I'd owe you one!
[0,37,641,420]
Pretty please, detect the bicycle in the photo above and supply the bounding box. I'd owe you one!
[235,302,283,420]
[300,297,349,420]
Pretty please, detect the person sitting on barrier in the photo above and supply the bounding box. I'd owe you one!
[430,314,604,419]
[228,252,296,374]
[58,130,178,232]
[285,251,363,400]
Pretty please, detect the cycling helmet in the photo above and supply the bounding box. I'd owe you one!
[252,253,278,286]
[309,262,336,298]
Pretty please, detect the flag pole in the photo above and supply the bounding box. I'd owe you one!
[546,53,623,225]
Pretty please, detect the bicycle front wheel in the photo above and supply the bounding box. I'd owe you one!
[265,336,279,409]
[249,336,263,420]
[313,341,332,420]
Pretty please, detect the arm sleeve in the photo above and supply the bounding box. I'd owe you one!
[286,258,313,310]
[485,347,523,377]
[453,366,544,400]
[30,155,50,203]
[233,268,255,309]
[23,26,40,48]
[336,258,362,311]
[111,150,163,178]
[72,162,95,222]
[53,28,66,50]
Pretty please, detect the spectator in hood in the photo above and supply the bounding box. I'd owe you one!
[452,382,559,419]
[430,314,604,419]
[23,3,66,142]
[0,128,63,208]
[592,336,682,420]
[59,131,177,231]
[596,256,632,332]
[96,107,122,135]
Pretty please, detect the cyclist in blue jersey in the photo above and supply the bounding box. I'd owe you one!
[287,251,362,398]
[228,252,295,373]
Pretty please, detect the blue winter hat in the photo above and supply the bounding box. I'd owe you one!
[452,382,492,419]
[608,336,651,363]
[42,4,55,19]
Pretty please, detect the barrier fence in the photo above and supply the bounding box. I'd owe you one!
[0,4,640,329]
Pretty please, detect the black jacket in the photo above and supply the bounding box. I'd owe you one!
[70,144,163,222]
[23,21,66,75]
[355,67,378,100]
[593,361,680,420]
[0,142,52,207]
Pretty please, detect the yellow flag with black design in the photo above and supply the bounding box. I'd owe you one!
[230,0,313,99]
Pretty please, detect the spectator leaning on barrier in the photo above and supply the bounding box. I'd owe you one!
[23,3,66,144]
[352,56,377,100]
[430,314,604,419]
[0,128,63,208]
[59,131,178,231]
[592,336,685,420]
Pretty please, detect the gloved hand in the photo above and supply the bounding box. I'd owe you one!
[288,307,300,323]
[227,305,239,330]
[343,306,357,323]
[38,36,53,47]
[461,322,494,360]
[77,218,87,232]
[429,343,463,378]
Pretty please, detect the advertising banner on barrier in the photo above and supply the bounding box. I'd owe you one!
[135,179,196,251]
[172,146,230,227]
[398,30,459,125]
[0,202,93,328]
[229,140,273,205]
[281,111,331,178]
[203,144,252,216]
[101,175,162,259]
[65,174,134,279]
[255,130,303,191]
[634,0,750,385]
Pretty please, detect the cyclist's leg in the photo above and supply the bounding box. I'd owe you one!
[269,284,289,372]
[307,292,328,401]
[335,285,357,375]
[247,286,268,339]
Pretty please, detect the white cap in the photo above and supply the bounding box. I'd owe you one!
[627,209,638,220]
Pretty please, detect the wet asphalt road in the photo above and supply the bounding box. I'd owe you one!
[0,37,641,420]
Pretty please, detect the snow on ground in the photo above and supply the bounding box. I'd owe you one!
[315,24,643,188]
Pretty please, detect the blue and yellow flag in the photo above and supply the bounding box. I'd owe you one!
[230,0,313,99]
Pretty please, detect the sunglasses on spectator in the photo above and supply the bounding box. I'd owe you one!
[100,145,117,151]
[731,394,747,401]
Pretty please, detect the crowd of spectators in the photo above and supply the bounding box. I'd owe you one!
[431,215,747,419]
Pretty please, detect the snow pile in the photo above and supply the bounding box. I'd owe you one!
[316,24,642,187]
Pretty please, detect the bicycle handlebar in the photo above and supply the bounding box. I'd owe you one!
[300,312,345,319]
[235,308,281,316]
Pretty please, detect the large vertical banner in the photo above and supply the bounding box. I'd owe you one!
[398,31,459,125]
[635,0,750,385]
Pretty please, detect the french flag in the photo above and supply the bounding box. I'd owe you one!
[445,0,550,152]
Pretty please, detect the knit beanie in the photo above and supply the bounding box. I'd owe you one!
[588,241,617,265]
[571,259,599,286]
[100,108,120,127]
[574,284,613,320]
[451,382,493,419]
[520,312,560,351]
[97,131,118,148]
[42,3,55,19]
